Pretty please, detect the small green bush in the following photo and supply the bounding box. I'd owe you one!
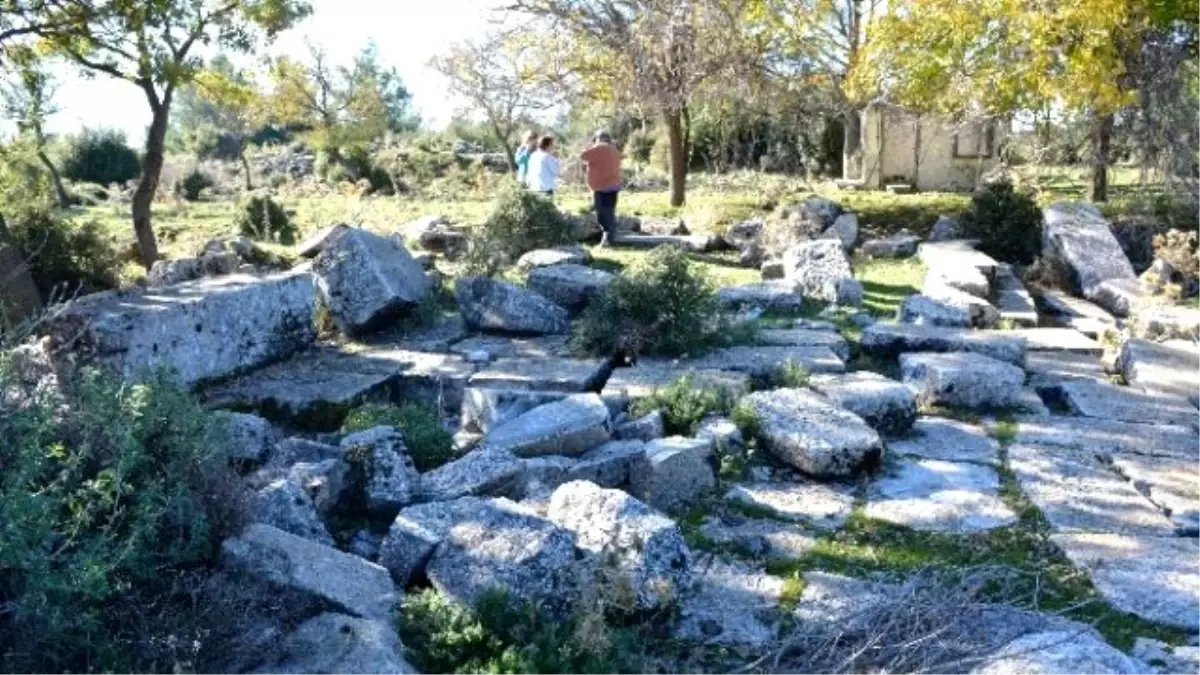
[340,403,455,472]
[5,207,120,298]
[771,360,811,388]
[629,374,738,435]
[400,588,638,674]
[61,128,141,185]
[573,245,721,358]
[234,194,296,245]
[174,167,215,201]
[960,180,1042,264]
[462,184,576,274]
[0,365,247,672]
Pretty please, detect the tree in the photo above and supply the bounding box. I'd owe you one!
[173,55,263,189]
[352,41,418,134]
[512,0,752,206]
[0,54,71,207]
[429,30,559,170]
[2,0,310,267]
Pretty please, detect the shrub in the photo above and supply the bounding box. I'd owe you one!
[628,374,739,435]
[462,184,576,274]
[174,167,215,201]
[625,128,656,163]
[0,365,247,672]
[573,245,720,358]
[959,180,1042,264]
[340,402,455,472]
[234,194,296,244]
[61,128,141,185]
[400,588,638,674]
[5,207,120,298]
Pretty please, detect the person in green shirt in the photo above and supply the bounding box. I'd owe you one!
[514,130,538,185]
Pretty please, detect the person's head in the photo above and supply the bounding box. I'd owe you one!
[593,129,612,144]
[538,135,554,151]
[523,130,538,148]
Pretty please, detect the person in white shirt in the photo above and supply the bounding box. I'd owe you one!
[525,135,560,196]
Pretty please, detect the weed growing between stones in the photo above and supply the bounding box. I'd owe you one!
[628,374,740,435]
[769,360,811,388]
[340,403,455,472]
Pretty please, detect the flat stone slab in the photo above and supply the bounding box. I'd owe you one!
[613,233,715,252]
[1117,338,1200,400]
[756,328,850,361]
[889,417,1000,464]
[724,480,855,529]
[1025,351,1110,391]
[480,393,611,458]
[673,345,845,376]
[860,233,920,258]
[698,515,819,560]
[673,556,784,648]
[1050,532,1200,630]
[1051,379,1197,428]
[460,388,570,434]
[600,365,751,402]
[1108,453,1199,525]
[993,264,1038,327]
[739,388,883,477]
[973,629,1150,675]
[468,356,611,392]
[900,351,1025,410]
[809,371,917,436]
[448,334,572,360]
[1007,444,1176,536]
[861,323,1025,366]
[991,327,1102,355]
[1132,305,1200,342]
[205,346,475,429]
[364,312,468,352]
[1036,288,1117,337]
[865,458,1016,533]
[1090,277,1149,318]
[1008,415,1198,461]
[917,239,999,276]
[716,281,806,313]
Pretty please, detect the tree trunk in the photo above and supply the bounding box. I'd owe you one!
[843,108,862,180]
[665,108,687,207]
[37,150,71,208]
[1089,111,1113,202]
[131,103,172,268]
[240,151,253,191]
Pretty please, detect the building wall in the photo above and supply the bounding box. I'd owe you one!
[860,104,1004,191]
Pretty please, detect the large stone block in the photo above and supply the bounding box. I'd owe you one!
[480,394,611,458]
[1042,201,1136,298]
[900,352,1024,409]
[782,239,856,304]
[313,228,429,336]
[259,612,417,674]
[48,271,315,387]
[525,263,613,311]
[455,276,570,334]
[861,323,1025,366]
[1116,338,1199,400]
[809,372,917,436]
[739,388,882,477]
[628,436,716,510]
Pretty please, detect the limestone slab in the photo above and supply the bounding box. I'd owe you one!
[972,629,1149,675]
[1036,288,1116,337]
[724,480,855,529]
[612,233,715,252]
[756,328,850,361]
[628,436,716,511]
[1051,532,1199,630]
[1007,444,1176,536]
[861,323,1025,366]
[1108,453,1199,524]
[1117,338,1200,400]
[479,394,611,458]
[1024,350,1110,391]
[673,556,783,648]
[697,515,819,560]
[898,294,972,328]
[468,356,611,392]
[676,345,846,376]
[739,388,883,477]
[809,371,917,436]
[1009,415,1198,461]
[994,327,1103,355]
[900,351,1024,410]
[1052,379,1197,428]
[447,334,572,360]
[1042,201,1136,298]
[889,417,999,464]
[865,458,1016,533]
[716,281,806,313]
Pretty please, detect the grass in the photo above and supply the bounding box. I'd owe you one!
[853,255,925,319]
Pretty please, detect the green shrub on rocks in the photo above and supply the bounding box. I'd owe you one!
[234,194,297,245]
[960,180,1042,264]
[5,207,121,298]
[340,402,454,472]
[0,364,248,672]
[463,184,576,275]
[573,246,721,358]
[629,374,737,435]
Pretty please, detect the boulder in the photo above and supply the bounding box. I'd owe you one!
[971,630,1148,675]
[218,411,280,463]
[268,437,341,467]
[48,271,316,387]
[860,233,920,258]
[420,447,524,502]
[696,415,743,448]
[898,294,972,327]
[461,388,569,434]
[455,276,570,334]
[253,474,334,545]
[379,496,484,585]
[835,277,865,306]
[628,436,716,510]
[548,481,691,610]
[220,524,396,620]
[148,251,240,287]
[724,218,764,251]
[809,372,917,436]
[900,352,1024,409]
[1042,201,1136,300]
[295,223,349,258]
[927,214,960,241]
[569,440,648,488]
[822,213,858,251]
[480,394,611,458]
[1089,277,1149,318]
[259,613,416,674]
[313,228,430,336]
[639,216,689,236]
[613,410,665,442]
[739,388,883,477]
[285,459,352,517]
[339,427,421,515]
[786,195,842,233]
[739,242,765,267]
[922,277,1000,327]
[782,239,856,304]
[760,259,785,279]
[515,245,592,272]
[525,264,614,311]
[861,323,1025,366]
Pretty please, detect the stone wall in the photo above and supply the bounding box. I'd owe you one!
[859,104,1005,191]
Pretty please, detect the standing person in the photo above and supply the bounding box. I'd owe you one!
[581,130,622,246]
[514,130,538,186]
[526,135,561,196]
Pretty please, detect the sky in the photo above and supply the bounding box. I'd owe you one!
[38,0,506,142]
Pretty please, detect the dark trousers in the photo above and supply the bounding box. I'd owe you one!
[593,189,620,238]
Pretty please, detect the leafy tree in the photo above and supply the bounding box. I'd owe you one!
[1,0,311,267]
[173,56,263,189]
[429,30,560,170]
[0,54,70,206]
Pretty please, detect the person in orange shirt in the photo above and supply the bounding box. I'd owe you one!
[580,130,623,246]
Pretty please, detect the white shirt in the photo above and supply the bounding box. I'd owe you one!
[526,149,560,192]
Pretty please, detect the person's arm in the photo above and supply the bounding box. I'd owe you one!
[580,145,597,164]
